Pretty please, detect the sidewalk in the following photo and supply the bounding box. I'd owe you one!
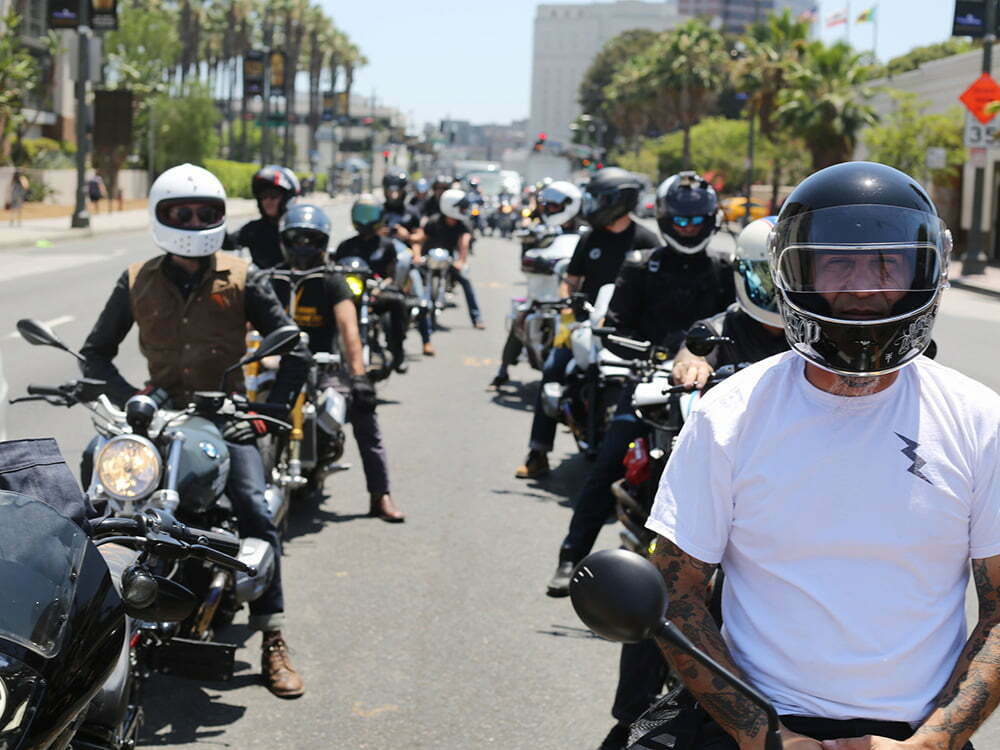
[0,194,346,250]
[949,260,1000,299]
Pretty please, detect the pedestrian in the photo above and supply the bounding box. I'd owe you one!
[86,173,105,213]
[6,169,29,227]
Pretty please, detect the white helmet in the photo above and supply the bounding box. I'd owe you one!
[538,180,582,227]
[149,163,227,257]
[733,216,782,328]
[439,188,469,220]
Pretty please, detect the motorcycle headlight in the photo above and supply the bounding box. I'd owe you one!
[345,274,365,297]
[95,435,161,503]
[521,208,532,218]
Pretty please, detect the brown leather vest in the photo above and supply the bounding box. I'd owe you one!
[128,253,248,405]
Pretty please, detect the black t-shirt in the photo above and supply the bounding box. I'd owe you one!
[334,234,398,278]
[422,215,471,255]
[269,269,353,354]
[226,217,283,269]
[693,303,789,368]
[566,222,660,302]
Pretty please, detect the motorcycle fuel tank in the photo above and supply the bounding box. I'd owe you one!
[173,416,231,514]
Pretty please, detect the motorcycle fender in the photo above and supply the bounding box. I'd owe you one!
[541,382,565,419]
[234,537,276,605]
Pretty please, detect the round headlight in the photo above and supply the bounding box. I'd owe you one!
[426,248,451,271]
[95,435,162,503]
[345,274,365,297]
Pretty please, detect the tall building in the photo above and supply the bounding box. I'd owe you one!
[678,0,814,33]
[529,0,681,145]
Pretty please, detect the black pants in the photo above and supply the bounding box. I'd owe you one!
[561,384,642,559]
[371,292,407,359]
[226,442,284,631]
[323,376,390,496]
[613,639,670,725]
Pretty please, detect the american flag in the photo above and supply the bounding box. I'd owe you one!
[798,5,819,22]
[825,7,848,27]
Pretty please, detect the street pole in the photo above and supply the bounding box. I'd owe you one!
[71,0,91,228]
[742,0,761,228]
[964,0,997,275]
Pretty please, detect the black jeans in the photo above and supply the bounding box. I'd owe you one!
[225,442,284,631]
[613,639,669,725]
[322,376,390,496]
[371,292,407,359]
[561,384,642,560]
[528,347,574,452]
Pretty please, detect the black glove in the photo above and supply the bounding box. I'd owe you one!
[350,374,376,413]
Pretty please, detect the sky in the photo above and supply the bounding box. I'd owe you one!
[318,0,961,130]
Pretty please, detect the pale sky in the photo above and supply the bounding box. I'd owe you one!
[319,0,961,129]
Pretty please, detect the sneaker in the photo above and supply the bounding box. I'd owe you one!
[514,450,549,479]
[422,342,436,356]
[596,722,630,750]
[473,319,486,330]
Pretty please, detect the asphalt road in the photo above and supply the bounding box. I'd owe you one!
[2,212,1000,749]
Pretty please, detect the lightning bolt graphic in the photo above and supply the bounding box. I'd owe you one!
[895,433,932,485]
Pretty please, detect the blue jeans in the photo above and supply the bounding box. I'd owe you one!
[528,347,574,452]
[226,442,284,631]
[408,268,433,344]
[452,267,482,324]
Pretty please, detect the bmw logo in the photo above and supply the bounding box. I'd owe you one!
[199,441,219,460]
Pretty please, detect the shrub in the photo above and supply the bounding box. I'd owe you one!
[204,158,258,199]
[21,138,76,168]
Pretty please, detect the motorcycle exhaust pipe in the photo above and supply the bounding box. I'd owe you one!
[192,569,229,638]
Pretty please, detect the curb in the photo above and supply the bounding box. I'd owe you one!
[949,278,1000,301]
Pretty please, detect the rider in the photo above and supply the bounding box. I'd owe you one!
[412,188,485,330]
[273,203,405,523]
[544,171,733,597]
[513,167,658,479]
[333,194,414,373]
[79,163,309,698]
[408,177,430,216]
[646,162,997,750]
[223,165,300,269]
[382,170,422,244]
[421,174,453,221]
[488,179,584,390]
[597,216,789,750]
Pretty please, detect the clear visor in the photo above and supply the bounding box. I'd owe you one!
[772,206,949,320]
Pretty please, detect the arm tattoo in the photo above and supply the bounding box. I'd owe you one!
[651,538,767,741]
[913,558,1000,750]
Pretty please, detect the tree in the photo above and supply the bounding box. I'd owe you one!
[776,41,879,170]
[881,39,975,78]
[606,20,730,169]
[864,92,963,183]
[577,28,659,154]
[0,11,54,163]
[148,83,221,173]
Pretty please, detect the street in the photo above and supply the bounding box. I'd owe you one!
[2,211,1000,748]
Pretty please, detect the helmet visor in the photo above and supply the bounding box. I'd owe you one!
[156,198,226,229]
[352,203,384,226]
[736,258,778,314]
[772,206,949,321]
[281,228,328,254]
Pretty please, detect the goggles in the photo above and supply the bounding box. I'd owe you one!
[672,215,706,228]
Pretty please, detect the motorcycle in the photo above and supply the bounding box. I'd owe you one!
[334,256,400,380]
[0,488,255,750]
[12,319,298,673]
[487,201,517,238]
[421,247,454,330]
[540,287,632,460]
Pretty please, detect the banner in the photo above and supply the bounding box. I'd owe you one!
[243,50,265,96]
[89,0,117,30]
[93,89,134,150]
[269,50,287,96]
[952,0,1000,37]
[321,91,335,121]
[48,0,79,29]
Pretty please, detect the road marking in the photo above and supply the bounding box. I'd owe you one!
[462,356,496,367]
[0,248,127,286]
[6,314,74,339]
[351,702,399,718]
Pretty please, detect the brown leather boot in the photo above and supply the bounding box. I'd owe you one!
[370,492,405,523]
[261,631,305,698]
[515,450,550,479]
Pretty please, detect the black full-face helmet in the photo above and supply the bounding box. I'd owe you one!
[382,170,408,212]
[351,193,385,236]
[279,203,331,269]
[252,165,300,217]
[656,171,720,254]
[770,161,951,377]
[581,167,641,229]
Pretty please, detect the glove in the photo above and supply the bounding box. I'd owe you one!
[221,413,269,444]
[350,374,377,413]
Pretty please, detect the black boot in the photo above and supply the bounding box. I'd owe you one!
[546,547,577,598]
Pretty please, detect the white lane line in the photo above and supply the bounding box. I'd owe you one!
[5,315,75,339]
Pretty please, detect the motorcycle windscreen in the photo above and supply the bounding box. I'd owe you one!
[0,491,87,658]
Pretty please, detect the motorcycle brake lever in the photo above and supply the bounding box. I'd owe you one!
[143,530,190,560]
[187,543,255,576]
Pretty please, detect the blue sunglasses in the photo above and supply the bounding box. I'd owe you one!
[672,215,706,227]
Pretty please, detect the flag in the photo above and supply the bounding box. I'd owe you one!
[856,6,876,23]
[798,5,818,22]
[826,8,848,27]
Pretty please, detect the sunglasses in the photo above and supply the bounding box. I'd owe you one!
[672,215,706,227]
[158,200,225,228]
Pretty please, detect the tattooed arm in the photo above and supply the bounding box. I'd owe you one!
[651,536,822,750]
[901,555,1000,750]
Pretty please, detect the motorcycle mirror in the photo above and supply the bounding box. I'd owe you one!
[569,548,667,643]
[684,325,732,358]
[240,325,301,366]
[17,318,85,362]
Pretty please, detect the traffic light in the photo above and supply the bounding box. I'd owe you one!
[533,132,547,152]
[382,150,390,159]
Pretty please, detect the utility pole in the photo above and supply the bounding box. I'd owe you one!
[70,0,91,228]
[965,0,997,275]
[742,0,761,228]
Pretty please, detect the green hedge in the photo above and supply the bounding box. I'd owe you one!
[204,158,258,199]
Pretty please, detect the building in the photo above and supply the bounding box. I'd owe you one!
[678,0,814,33]
[529,0,682,145]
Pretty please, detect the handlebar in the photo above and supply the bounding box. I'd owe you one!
[27,384,67,398]
[243,401,290,421]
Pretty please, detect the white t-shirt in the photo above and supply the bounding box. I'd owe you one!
[647,351,1000,722]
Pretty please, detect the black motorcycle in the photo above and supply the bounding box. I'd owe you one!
[0,488,252,750]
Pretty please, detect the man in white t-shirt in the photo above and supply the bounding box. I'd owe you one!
[644,162,1000,750]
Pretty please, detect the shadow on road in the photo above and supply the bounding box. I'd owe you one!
[535,623,603,640]
[488,379,539,413]
[284,489,371,542]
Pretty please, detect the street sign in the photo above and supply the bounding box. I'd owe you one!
[965,110,998,147]
[925,147,947,170]
[89,0,118,31]
[244,50,265,97]
[970,147,988,168]
[269,51,287,96]
[953,0,1000,37]
[960,74,1000,124]
[48,0,79,28]
[93,89,133,150]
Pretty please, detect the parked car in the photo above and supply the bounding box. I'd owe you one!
[720,196,769,223]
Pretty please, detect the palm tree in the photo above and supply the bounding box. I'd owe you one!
[342,42,367,119]
[776,40,879,170]
[278,0,309,165]
[304,9,333,171]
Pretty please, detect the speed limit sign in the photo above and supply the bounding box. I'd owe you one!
[965,111,998,148]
